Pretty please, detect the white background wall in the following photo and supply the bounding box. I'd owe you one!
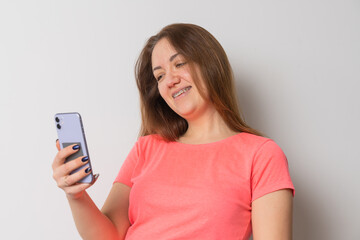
[0,1,359,239]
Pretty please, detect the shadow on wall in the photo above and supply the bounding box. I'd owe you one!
[234,74,329,240]
[233,73,268,137]
[291,172,332,239]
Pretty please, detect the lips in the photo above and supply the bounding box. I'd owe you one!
[172,86,192,99]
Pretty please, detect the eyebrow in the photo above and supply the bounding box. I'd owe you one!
[153,53,180,72]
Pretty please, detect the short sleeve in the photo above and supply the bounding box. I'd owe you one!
[113,141,140,187]
[251,140,295,202]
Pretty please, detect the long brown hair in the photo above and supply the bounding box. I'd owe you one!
[135,23,264,141]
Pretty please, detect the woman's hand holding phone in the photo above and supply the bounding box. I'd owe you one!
[52,140,98,200]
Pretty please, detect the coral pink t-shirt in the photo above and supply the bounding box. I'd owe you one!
[114,132,295,240]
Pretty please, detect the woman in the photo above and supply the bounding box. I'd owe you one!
[52,23,295,239]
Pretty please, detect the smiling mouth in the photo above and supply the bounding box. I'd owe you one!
[173,86,192,99]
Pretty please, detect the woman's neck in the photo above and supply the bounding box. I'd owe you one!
[178,110,239,144]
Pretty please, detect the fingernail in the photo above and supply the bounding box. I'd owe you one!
[85,167,91,173]
[56,139,58,143]
[72,145,80,150]
[82,156,89,162]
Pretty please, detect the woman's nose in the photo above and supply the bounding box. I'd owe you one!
[166,70,180,87]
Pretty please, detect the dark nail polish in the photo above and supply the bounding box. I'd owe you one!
[72,145,80,150]
[85,167,91,173]
[82,156,89,162]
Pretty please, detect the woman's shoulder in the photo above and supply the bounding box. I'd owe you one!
[138,134,164,143]
[233,132,283,153]
[241,133,288,160]
[136,134,168,149]
[236,132,272,145]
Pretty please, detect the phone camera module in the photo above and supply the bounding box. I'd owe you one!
[57,124,61,129]
[55,117,60,123]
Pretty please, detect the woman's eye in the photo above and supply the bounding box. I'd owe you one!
[157,75,163,81]
[176,62,186,68]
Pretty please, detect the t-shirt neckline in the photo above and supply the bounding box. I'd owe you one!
[172,132,244,147]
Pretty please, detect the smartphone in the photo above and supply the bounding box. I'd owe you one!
[54,112,94,183]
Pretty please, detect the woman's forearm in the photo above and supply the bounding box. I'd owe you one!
[66,191,123,240]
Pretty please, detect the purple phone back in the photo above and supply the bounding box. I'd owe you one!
[55,112,93,183]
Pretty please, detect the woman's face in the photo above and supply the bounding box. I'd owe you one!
[151,38,213,121]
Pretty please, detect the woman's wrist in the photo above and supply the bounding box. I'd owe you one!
[66,190,86,201]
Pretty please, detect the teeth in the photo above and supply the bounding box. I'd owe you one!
[173,87,191,98]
